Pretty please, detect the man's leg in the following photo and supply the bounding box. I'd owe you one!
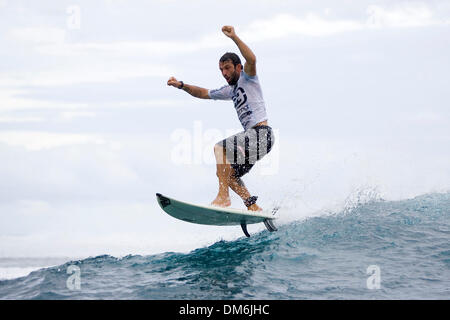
[210,145,261,211]
[228,172,262,212]
[211,131,263,211]
[211,144,231,207]
[230,126,274,212]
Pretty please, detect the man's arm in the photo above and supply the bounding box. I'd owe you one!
[167,77,210,99]
[222,26,256,77]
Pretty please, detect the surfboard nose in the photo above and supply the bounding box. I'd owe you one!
[156,193,171,208]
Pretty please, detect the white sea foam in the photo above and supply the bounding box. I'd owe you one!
[0,267,41,280]
[0,258,71,281]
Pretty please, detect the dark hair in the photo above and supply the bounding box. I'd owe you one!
[219,52,241,67]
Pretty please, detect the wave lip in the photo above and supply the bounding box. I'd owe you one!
[0,193,449,300]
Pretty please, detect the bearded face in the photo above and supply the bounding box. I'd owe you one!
[219,60,241,85]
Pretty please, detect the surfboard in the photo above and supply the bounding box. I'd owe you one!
[156,193,277,237]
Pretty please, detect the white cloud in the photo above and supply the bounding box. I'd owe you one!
[406,111,449,125]
[32,14,361,58]
[0,62,173,87]
[34,38,223,58]
[240,13,361,41]
[8,27,66,45]
[0,131,105,151]
[0,116,44,123]
[366,3,440,28]
[59,111,96,121]
[0,89,89,111]
[0,86,189,113]
[238,4,449,42]
[14,200,52,217]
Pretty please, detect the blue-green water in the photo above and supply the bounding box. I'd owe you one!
[1,193,449,299]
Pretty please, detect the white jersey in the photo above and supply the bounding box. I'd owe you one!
[208,71,268,130]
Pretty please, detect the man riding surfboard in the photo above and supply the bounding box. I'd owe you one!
[167,26,274,212]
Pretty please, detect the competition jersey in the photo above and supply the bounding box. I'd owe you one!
[208,71,268,130]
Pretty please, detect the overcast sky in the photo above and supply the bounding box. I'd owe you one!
[1,0,449,258]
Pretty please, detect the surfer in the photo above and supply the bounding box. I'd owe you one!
[167,26,274,212]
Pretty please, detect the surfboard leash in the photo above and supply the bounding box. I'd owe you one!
[244,196,258,208]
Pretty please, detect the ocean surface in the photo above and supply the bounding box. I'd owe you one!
[0,192,449,299]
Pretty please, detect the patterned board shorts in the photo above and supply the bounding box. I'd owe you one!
[217,125,275,178]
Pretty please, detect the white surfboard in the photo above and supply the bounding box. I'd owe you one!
[156,193,277,237]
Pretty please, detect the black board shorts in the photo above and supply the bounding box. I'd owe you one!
[217,125,275,178]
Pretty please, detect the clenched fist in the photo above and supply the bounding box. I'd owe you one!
[222,25,236,38]
[167,76,181,88]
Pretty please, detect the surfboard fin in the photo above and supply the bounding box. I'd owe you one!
[264,219,278,232]
[241,222,251,238]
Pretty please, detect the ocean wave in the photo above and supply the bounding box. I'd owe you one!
[1,193,449,299]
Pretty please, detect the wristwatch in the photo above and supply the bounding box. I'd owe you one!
[178,81,184,89]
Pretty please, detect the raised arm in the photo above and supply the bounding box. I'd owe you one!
[167,77,210,99]
[222,26,256,76]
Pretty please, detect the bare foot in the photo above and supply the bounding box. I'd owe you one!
[211,196,231,207]
[247,203,263,212]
